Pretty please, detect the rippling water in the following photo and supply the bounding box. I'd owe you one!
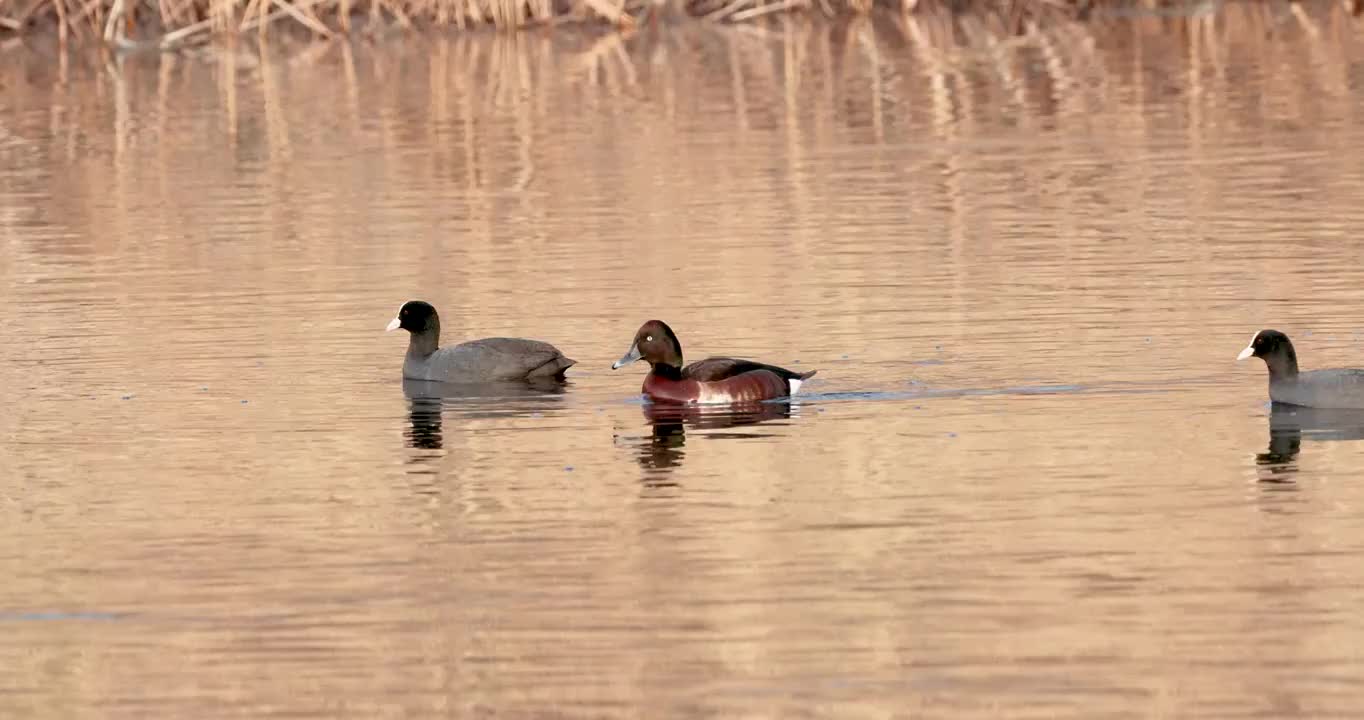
[4,7,1364,717]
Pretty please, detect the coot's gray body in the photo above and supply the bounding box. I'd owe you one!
[402,337,574,382]
[1264,369,1364,408]
[388,300,575,383]
[1238,329,1364,409]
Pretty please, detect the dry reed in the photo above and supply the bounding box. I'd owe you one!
[2,0,1358,50]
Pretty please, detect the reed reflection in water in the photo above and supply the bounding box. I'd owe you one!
[4,6,1364,718]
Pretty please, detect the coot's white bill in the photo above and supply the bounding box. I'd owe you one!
[1236,345,1254,361]
[386,317,401,332]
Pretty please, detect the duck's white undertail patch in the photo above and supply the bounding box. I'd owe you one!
[789,379,803,395]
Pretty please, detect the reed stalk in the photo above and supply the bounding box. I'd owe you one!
[0,0,1357,50]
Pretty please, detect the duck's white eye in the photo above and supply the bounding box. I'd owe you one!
[646,335,653,342]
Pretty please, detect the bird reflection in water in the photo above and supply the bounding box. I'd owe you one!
[1256,404,1364,485]
[628,401,798,483]
[401,378,569,452]
[406,396,445,450]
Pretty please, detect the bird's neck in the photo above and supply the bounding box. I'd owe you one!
[651,362,683,380]
[407,327,440,358]
[1266,350,1299,379]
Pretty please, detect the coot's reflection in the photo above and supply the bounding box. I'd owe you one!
[632,401,797,478]
[407,396,445,450]
[1257,403,1364,483]
[402,378,569,451]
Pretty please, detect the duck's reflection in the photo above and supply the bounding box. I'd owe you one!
[402,378,569,451]
[628,401,798,481]
[1256,403,1364,484]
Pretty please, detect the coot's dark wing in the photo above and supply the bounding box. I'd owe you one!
[683,357,814,382]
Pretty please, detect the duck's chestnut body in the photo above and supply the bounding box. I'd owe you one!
[613,320,815,404]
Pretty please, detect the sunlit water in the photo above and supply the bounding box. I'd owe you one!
[4,7,1364,717]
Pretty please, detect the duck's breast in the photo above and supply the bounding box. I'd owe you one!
[642,374,705,403]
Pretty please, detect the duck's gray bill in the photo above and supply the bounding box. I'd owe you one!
[1236,346,1254,361]
[612,344,641,370]
[385,317,401,332]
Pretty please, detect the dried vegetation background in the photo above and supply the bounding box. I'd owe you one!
[1,0,1359,51]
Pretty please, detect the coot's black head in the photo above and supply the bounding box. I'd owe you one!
[1238,330,1293,361]
[1238,329,1299,377]
[386,300,439,334]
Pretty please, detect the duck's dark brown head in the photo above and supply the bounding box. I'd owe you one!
[1238,329,1299,377]
[612,320,684,371]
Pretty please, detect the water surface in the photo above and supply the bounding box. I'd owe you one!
[4,8,1364,717]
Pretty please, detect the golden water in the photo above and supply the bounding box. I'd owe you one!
[3,7,1364,717]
